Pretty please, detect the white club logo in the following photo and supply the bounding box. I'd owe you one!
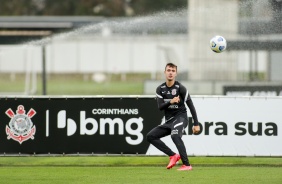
[5,105,36,144]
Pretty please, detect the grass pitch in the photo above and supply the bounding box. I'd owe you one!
[0,156,281,184]
[0,74,145,95]
[1,166,282,184]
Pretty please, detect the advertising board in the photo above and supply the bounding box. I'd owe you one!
[0,96,281,156]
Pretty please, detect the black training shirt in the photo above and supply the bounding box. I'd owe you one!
[156,81,199,125]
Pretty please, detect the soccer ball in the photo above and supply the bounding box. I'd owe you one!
[210,36,227,53]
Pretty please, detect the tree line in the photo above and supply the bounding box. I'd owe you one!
[0,0,187,17]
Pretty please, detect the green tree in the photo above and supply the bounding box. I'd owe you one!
[0,0,42,15]
[0,0,187,16]
[131,0,187,16]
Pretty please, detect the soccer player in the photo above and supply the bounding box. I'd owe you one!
[146,63,200,171]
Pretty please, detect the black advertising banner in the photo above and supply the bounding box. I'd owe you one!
[0,97,162,154]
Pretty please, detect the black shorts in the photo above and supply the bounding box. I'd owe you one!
[148,113,188,138]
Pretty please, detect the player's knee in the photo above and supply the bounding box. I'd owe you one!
[146,132,154,143]
[171,134,182,142]
[171,134,183,147]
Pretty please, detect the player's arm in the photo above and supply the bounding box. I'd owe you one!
[156,97,170,110]
[186,95,201,134]
[156,86,176,110]
[179,84,200,128]
[186,96,199,126]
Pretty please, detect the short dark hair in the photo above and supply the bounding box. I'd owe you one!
[165,63,177,71]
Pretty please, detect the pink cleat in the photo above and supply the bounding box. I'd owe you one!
[166,154,180,169]
[177,165,193,171]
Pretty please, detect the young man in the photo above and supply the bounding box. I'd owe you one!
[146,63,200,171]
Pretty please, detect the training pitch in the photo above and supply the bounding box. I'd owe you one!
[0,156,281,184]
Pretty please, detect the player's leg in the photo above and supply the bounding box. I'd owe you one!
[147,125,181,169]
[170,116,192,170]
[146,125,175,156]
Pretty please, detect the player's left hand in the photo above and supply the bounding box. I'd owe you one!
[170,95,180,104]
[192,125,200,134]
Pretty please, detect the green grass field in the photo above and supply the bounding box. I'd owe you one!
[0,73,146,95]
[0,156,281,184]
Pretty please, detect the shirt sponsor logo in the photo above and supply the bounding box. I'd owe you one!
[169,105,178,109]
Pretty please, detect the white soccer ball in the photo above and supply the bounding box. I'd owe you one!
[210,35,227,53]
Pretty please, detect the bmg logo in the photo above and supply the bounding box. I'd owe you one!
[57,110,144,145]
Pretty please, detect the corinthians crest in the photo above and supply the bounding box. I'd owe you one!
[5,105,36,144]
